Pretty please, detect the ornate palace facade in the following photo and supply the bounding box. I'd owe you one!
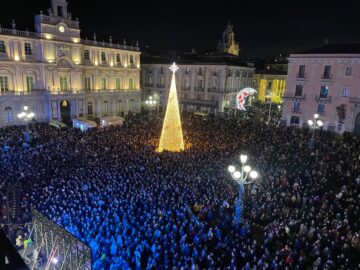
[0,0,141,126]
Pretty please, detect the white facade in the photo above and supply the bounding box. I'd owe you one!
[141,63,254,116]
[0,0,141,126]
[282,48,360,134]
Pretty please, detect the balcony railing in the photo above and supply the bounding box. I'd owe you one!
[0,26,140,52]
[315,95,331,102]
[349,97,360,103]
[207,87,218,92]
[181,98,218,107]
[321,74,333,80]
[156,84,165,88]
[296,73,307,79]
[291,108,301,114]
[0,52,9,60]
[0,90,47,96]
[181,86,190,91]
[283,94,306,101]
[195,87,204,91]
[24,54,36,61]
[144,83,154,87]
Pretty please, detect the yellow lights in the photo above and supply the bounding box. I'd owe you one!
[45,34,52,40]
[136,64,140,69]
[110,62,114,67]
[14,55,20,61]
[72,38,80,43]
[157,63,185,152]
[94,60,98,66]
[124,63,128,68]
[48,59,54,63]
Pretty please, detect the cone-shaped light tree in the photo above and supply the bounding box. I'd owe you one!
[157,63,185,152]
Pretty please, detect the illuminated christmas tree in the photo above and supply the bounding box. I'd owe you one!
[157,63,185,152]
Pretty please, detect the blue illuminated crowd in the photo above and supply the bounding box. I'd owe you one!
[0,110,359,269]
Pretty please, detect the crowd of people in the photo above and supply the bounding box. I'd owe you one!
[0,107,359,269]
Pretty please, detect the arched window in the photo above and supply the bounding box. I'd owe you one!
[290,116,299,125]
[24,43,32,55]
[4,106,13,123]
[87,101,93,115]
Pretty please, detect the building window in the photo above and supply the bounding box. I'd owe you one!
[115,78,122,90]
[211,79,217,89]
[345,67,352,76]
[103,101,109,114]
[24,43,32,55]
[342,88,349,97]
[293,101,300,113]
[267,81,272,89]
[0,76,9,91]
[199,68,203,76]
[87,102,93,115]
[0,41,6,53]
[26,76,34,91]
[101,52,107,63]
[116,53,121,64]
[320,85,328,98]
[160,67,164,74]
[198,79,203,88]
[183,93,188,99]
[185,67,189,75]
[60,76,68,91]
[100,78,107,89]
[298,65,305,78]
[211,95,216,101]
[295,85,303,96]
[129,78,134,89]
[117,100,122,112]
[317,104,325,115]
[323,65,331,79]
[84,50,90,60]
[160,76,164,85]
[130,55,134,64]
[197,93,202,100]
[290,116,299,125]
[84,77,91,90]
[4,107,13,124]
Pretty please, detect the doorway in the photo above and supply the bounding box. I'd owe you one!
[60,100,71,124]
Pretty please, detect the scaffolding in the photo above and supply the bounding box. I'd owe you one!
[31,208,92,270]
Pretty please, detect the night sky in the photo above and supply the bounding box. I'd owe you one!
[1,0,360,58]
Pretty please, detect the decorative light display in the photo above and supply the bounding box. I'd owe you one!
[157,63,185,152]
[236,87,257,111]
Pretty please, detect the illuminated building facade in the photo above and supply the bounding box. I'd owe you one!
[281,44,360,134]
[217,22,240,56]
[0,0,141,126]
[141,52,254,116]
[252,73,286,104]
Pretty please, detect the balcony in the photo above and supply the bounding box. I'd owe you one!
[321,74,333,81]
[144,83,154,87]
[283,94,306,101]
[315,95,331,103]
[0,52,9,60]
[195,87,204,91]
[24,54,36,61]
[296,73,307,80]
[349,97,360,103]
[181,98,218,108]
[83,59,92,66]
[181,86,190,91]
[291,108,301,114]
[156,84,165,88]
[207,87,218,92]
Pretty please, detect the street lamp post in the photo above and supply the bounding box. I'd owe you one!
[228,154,258,226]
[145,95,157,117]
[307,113,323,138]
[17,106,35,143]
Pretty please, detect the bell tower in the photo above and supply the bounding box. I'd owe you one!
[51,0,68,17]
[217,22,240,56]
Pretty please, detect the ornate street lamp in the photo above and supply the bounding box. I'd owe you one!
[18,106,35,143]
[228,154,258,226]
[308,113,323,138]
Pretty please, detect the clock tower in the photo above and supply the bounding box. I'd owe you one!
[34,0,80,42]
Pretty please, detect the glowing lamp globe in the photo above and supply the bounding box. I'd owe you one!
[250,171,258,179]
[244,165,251,173]
[240,154,247,164]
[233,171,241,179]
[228,165,236,173]
[308,120,313,126]
[317,120,323,127]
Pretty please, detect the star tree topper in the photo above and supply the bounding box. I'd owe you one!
[169,62,179,74]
